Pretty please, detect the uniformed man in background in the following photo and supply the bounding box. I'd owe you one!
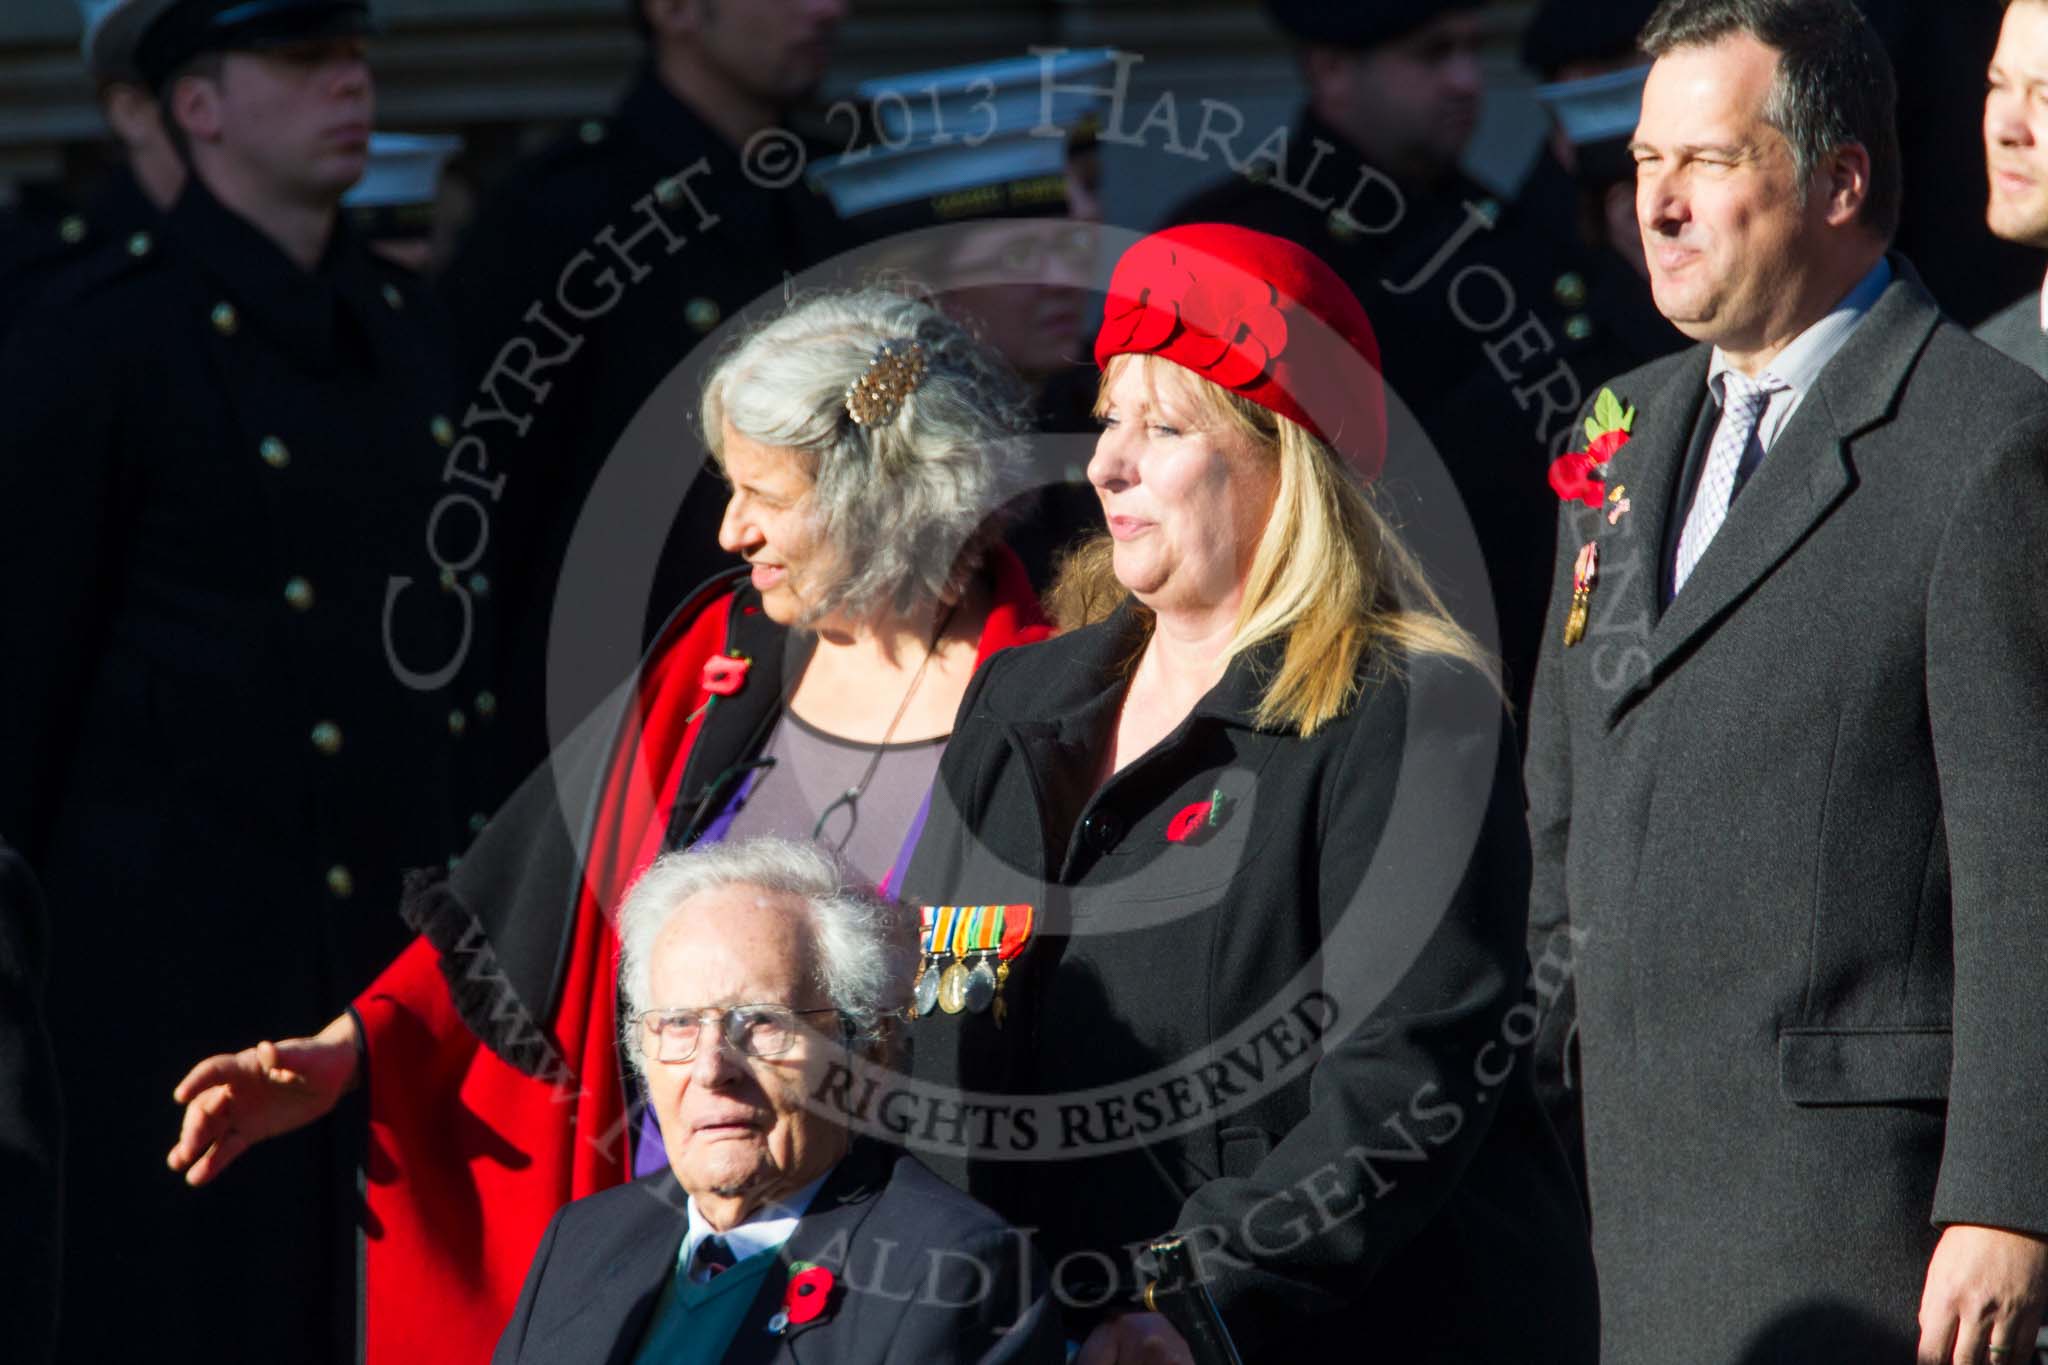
[1166,0,1614,716]
[0,0,476,1358]
[440,0,854,803]
[0,0,183,342]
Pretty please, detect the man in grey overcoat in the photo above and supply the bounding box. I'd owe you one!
[1981,0,2048,378]
[1526,2,2048,1362]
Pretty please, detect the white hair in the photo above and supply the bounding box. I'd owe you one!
[700,287,1034,623]
[615,838,917,1080]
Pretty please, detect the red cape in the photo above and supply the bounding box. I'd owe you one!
[353,554,1051,1362]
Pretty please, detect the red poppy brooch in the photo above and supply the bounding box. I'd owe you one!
[767,1262,834,1334]
[1548,388,1635,525]
[1167,791,1233,844]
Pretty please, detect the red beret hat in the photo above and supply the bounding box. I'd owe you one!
[1093,223,1387,480]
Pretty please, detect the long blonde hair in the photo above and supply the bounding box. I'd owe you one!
[1050,354,1495,737]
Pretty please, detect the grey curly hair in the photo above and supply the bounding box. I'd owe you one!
[615,839,918,1081]
[700,287,1035,624]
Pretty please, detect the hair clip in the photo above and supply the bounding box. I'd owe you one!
[844,339,928,427]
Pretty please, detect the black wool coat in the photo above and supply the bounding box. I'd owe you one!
[1526,261,2048,1364]
[895,607,1598,1361]
[0,177,479,1363]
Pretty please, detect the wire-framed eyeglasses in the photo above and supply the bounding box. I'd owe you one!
[636,1004,844,1064]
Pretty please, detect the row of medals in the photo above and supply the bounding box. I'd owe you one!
[911,952,1004,1017]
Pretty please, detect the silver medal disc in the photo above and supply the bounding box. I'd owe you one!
[963,958,997,1013]
[914,961,942,1017]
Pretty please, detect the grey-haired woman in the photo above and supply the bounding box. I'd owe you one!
[160,289,1056,1360]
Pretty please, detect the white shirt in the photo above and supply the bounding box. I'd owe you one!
[1705,258,1892,452]
[678,1168,832,1283]
[2035,264,2048,333]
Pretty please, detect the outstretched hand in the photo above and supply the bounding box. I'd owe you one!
[166,1012,361,1186]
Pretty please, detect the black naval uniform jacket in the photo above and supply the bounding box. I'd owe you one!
[896,608,1598,1362]
[1168,109,1680,716]
[0,167,161,347]
[0,177,477,1364]
[440,66,851,804]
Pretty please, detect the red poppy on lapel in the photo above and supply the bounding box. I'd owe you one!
[1548,387,1636,511]
[784,1264,834,1326]
[1166,791,1232,844]
[701,652,750,696]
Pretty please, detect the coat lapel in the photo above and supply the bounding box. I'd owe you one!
[721,1140,894,1365]
[1603,260,1940,722]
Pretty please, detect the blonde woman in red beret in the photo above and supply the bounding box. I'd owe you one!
[888,225,1599,1362]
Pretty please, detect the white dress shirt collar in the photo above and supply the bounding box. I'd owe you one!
[678,1167,833,1281]
[1706,257,1891,446]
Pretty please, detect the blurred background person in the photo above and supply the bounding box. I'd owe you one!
[1980,0,2048,378]
[442,0,857,810]
[166,289,1052,1362]
[899,223,1599,1363]
[0,0,182,342]
[0,0,479,1357]
[494,840,1061,1364]
[0,841,61,1365]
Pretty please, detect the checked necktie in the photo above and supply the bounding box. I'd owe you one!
[1674,368,1788,593]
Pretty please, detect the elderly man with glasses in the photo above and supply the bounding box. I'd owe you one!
[492,838,1060,1365]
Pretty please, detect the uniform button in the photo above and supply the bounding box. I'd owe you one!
[685,296,721,332]
[447,709,468,737]
[439,566,459,592]
[311,720,343,756]
[1325,209,1359,243]
[1082,811,1121,850]
[259,436,291,469]
[283,576,315,611]
[58,214,87,245]
[381,282,404,310]
[467,811,489,835]
[127,231,153,257]
[431,415,455,447]
[325,865,354,899]
[655,175,686,206]
[211,301,238,336]
[1475,197,1502,227]
[467,571,491,597]
[474,690,497,719]
[579,119,606,144]
[1553,272,1588,308]
[1564,314,1595,342]
[1245,160,1273,185]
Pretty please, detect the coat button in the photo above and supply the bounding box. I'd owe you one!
[431,415,455,447]
[1325,209,1359,243]
[1553,272,1588,308]
[685,296,720,332]
[127,231,153,257]
[474,690,497,719]
[1564,314,1595,342]
[467,811,488,835]
[325,865,354,899]
[439,566,458,591]
[211,302,238,336]
[283,576,314,611]
[579,119,606,144]
[259,436,291,469]
[59,214,87,245]
[447,709,468,737]
[382,282,404,310]
[311,720,343,756]
[467,571,490,597]
[1082,811,1121,850]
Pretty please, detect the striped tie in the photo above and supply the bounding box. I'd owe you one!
[1674,368,1787,593]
